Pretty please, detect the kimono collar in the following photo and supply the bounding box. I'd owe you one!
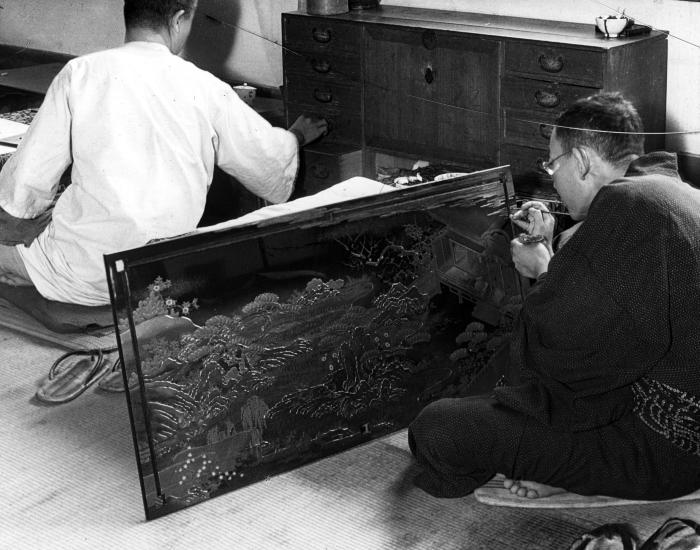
[623,151,681,181]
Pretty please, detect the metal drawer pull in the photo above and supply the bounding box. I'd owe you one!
[311,163,330,179]
[538,54,564,73]
[312,28,332,43]
[539,123,553,139]
[535,90,560,108]
[313,88,333,103]
[311,58,331,73]
[424,66,434,84]
[422,29,437,50]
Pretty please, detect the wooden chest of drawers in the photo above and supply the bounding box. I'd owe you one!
[295,143,363,197]
[282,7,667,198]
[283,17,362,149]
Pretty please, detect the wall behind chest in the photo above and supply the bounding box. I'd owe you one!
[183,0,297,87]
[0,0,123,53]
[0,0,296,88]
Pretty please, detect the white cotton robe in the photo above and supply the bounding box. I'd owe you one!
[0,42,298,305]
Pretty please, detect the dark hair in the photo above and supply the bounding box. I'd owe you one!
[555,92,644,167]
[124,0,196,30]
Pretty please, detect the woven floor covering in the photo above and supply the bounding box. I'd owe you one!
[3,325,699,550]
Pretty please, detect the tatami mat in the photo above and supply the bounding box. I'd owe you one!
[2,325,699,549]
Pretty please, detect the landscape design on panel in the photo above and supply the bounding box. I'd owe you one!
[105,167,522,519]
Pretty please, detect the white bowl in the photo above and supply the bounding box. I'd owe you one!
[232,83,256,105]
[596,16,629,38]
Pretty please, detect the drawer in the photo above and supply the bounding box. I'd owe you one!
[500,144,559,200]
[505,42,604,87]
[285,73,361,112]
[283,49,360,87]
[502,76,599,113]
[503,108,557,148]
[283,16,361,53]
[287,103,362,146]
[297,144,363,196]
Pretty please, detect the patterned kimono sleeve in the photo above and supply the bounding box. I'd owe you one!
[496,183,672,430]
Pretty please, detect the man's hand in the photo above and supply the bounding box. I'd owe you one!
[510,201,556,244]
[288,114,328,147]
[511,237,552,279]
[0,207,52,247]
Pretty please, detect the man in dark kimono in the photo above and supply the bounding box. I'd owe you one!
[408,92,700,500]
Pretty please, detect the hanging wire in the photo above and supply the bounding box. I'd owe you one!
[512,120,700,136]
[1,6,696,137]
[203,11,700,137]
[204,15,298,56]
[204,13,406,102]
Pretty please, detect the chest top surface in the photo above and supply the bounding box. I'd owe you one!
[286,6,666,49]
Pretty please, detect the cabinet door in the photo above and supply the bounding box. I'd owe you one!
[363,26,500,166]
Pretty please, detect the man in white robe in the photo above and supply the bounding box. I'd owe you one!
[0,0,326,306]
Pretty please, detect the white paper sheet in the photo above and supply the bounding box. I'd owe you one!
[197,176,397,235]
[0,118,29,141]
[0,118,29,156]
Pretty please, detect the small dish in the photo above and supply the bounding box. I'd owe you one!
[232,83,256,105]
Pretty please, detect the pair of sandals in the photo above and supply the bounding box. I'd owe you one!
[570,517,700,550]
[34,316,202,405]
[35,347,125,404]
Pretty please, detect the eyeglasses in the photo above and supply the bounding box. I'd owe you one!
[538,150,572,176]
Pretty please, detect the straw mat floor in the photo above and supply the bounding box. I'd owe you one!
[2,325,699,550]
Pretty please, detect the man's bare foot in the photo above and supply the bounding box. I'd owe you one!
[502,478,566,499]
